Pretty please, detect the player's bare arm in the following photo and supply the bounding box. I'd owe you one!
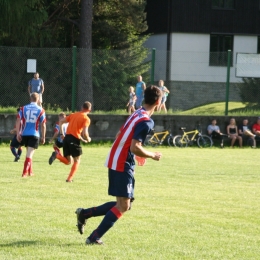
[59,118,67,137]
[49,131,59,143]
[10,127,16,135]
[15,118,22,142]
[41,122,46,144]
[81,127,91,143]
[130,139,162,161]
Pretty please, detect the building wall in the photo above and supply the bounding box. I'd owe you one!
[145,33,258,83]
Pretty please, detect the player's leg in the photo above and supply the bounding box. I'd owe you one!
[75,201,116,235]
[10,136,20,161]
[22,147,35,177]
[53,138,71,165]
[66,137,82,182]
[49,140,63,165]
[85,169,134,245]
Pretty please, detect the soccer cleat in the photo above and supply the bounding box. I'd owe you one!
[86,238,104,245]
[14,156,20,162]
[75,208,86,235]
[49,151,57,165]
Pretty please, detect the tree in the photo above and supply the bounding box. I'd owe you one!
[77,0,94,108]
[0,0,48,46]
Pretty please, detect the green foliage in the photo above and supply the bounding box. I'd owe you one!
[0,0,48,46]
[239,77,260,105]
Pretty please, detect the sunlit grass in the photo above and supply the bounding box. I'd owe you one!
[1,146,260,259]
[1,102,260,116]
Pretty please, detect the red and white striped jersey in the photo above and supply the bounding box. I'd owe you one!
[105,108,153,172]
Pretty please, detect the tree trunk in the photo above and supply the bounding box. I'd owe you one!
[77,0,93,109]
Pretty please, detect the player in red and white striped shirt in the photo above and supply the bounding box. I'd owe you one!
[75,85,163,245]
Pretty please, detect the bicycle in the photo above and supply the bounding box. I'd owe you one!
[173,126,213,148]
[144,129,174,147]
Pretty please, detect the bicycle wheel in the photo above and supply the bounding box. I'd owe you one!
[144,135,152,146]
[167,135,174,146]
[144,135,159,147]
[173,135,188,148]
[197,135,213,148]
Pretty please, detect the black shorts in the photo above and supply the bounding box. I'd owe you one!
[63,134,82,158]
[55,140,63,148]
[10,135,22,148]
[22,136,39,149]
[108,168,135,198]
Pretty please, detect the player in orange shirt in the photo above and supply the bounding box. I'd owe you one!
[49,101,92,182]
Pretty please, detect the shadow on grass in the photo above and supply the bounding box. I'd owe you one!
[0,240,38,247]
[229,104,260,114]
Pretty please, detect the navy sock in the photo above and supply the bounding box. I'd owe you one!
[18,148,22,156]
[82,201,116,219]
[10,147,17,157]
[88,206,122,241]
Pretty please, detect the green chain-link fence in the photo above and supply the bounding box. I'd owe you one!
[0,46,259,114]
[0,46,151,112]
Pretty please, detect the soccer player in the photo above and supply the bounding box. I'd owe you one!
[10,108,23,162]
[48,101,92,182]
[16,92,46,177]
[48,112,68,163]
[75,85,162,245]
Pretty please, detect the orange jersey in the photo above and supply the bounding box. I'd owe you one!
[65,112,90,139]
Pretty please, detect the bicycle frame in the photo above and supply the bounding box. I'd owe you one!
[150,130,169,144]
[181,129,200,142]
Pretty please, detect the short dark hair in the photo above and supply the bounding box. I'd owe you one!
[82,101,92,110]
[144,85,162,105]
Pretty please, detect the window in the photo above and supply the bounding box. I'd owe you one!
[209,34,233,66]
[212,0,235,9]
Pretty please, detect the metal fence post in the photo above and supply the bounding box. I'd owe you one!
[225,50,231,116]
[72,46,77,112]
[151,48,156,84]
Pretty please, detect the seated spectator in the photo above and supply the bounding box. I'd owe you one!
[238,119,256,148]
[227,118,242,148]
[207,119,225,148]
[252,117,260,137]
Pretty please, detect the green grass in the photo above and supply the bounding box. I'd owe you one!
[2,101,260,116]
[1,145,260,259]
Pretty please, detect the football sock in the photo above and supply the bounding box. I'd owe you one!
[66,161,79,181]
[82,202,116,219]
[18,148,22,156]
[88,206,122,241]
[10,147,17,157]
[23,158,32,174]
[54,147,60,154]
[56,153,70,165]
[29,161,33,174]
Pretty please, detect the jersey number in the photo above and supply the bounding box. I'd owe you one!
[25,110,38,123]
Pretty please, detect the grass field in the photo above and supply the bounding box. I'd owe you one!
[1,145,260,259]
[2,101,260,116]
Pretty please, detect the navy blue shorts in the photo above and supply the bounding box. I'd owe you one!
[108,168,135,198]
[55,139,63,148]
[10,135,21,148]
